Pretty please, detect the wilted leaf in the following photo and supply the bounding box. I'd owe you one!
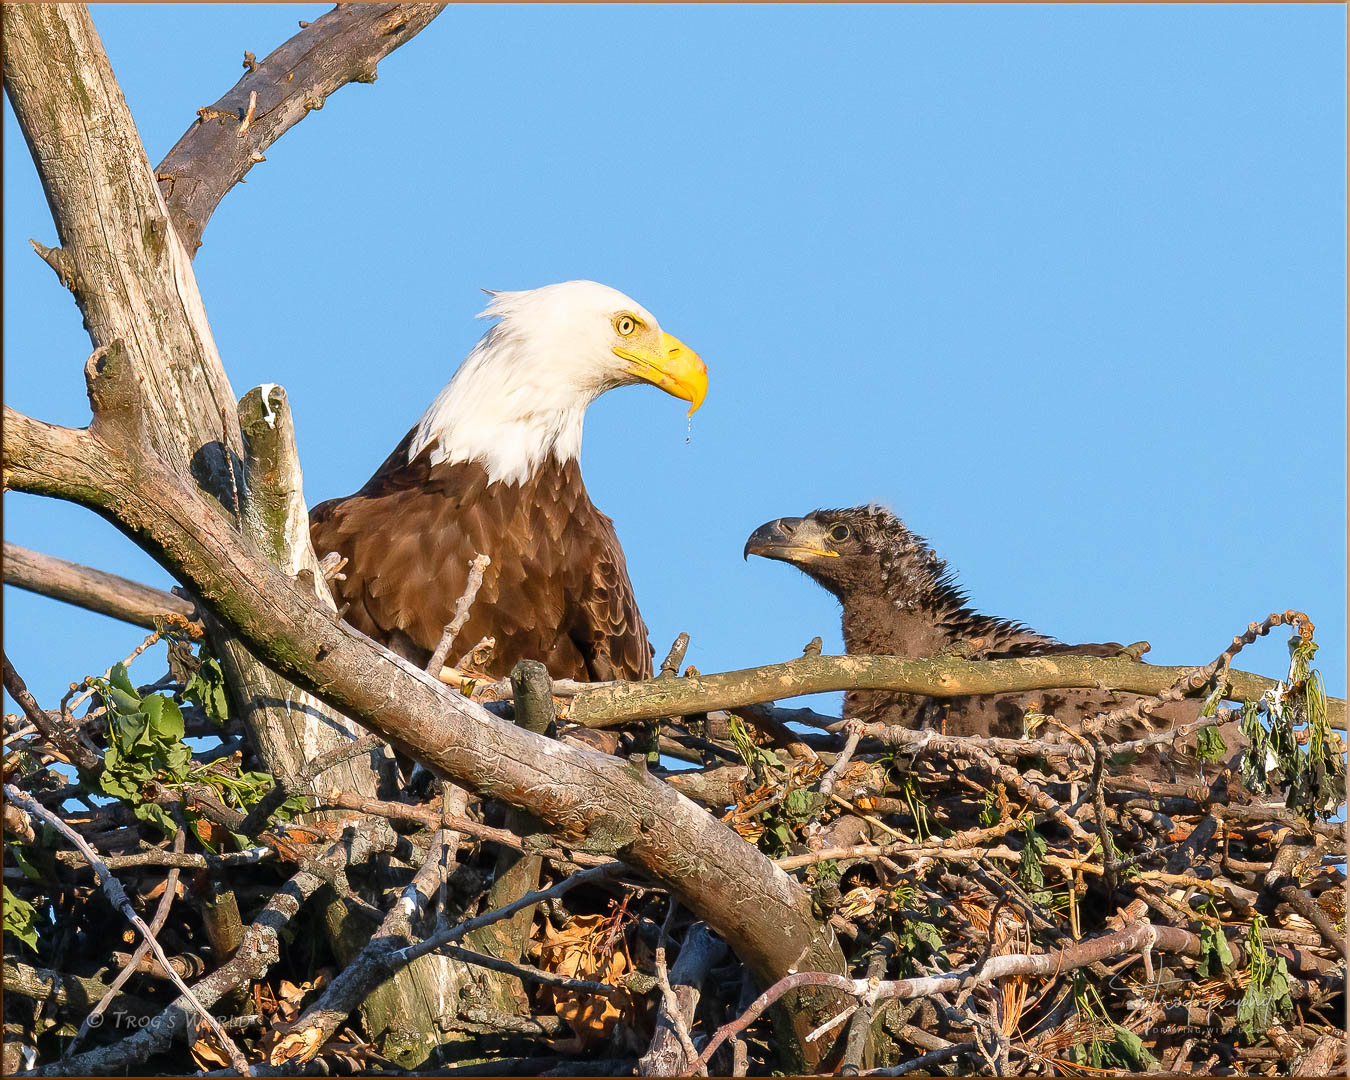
[532,912,643,1049]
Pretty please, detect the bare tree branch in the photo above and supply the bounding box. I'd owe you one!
[2,542,200,633]
[155,4,446,256]
[566,650,1344,730]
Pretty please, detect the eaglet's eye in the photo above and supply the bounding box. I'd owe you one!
[614,314,637,337]
[828,523,851,543]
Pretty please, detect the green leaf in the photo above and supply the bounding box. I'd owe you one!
[1019,823,1047,890]
[782,788,819,824]
[1198,923,1234,977]
[3,885,40,951]
[6,844,42,883]
[143,694,184,740]
[184,657,230,724]
[1110,1025,1158,1070]
[107,686,144,716]
[910,919,944,951]
[1195,725,1227,765]
[979,789,1002,826]
[133,800,177,839]
[108,662,137,698]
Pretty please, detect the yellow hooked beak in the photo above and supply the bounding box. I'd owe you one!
[614,332,708,417]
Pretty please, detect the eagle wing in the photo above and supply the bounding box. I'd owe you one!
[310,430,652,683]
[569,506,654,682]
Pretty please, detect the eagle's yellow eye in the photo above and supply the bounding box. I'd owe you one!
[828,523,851,543]
[615,315,637,337]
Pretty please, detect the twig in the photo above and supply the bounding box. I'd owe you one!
[1087,610,1313,737]
[62,630,164,718]
[66,829,188,1055]
[2,654,101,771]
[817,720,863,798]
[863,1041,977,1075]
[317,789,613,866]
[649,900,701,1074]
[397,863,624,966]
[236,731,383,836]
[640,920,727,1077]
[439,942,626,998]
[685,919,1208,1075]
[4,785,248,1072]
[426,553,490,675]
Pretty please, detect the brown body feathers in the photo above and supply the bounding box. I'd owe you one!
[311,429,653,682]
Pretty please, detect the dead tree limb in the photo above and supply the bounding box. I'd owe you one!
[155,4,446,256]
[2,542,200,633]
[566,651,1344,730]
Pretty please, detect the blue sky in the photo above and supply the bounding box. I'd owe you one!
[4,4,1345,720]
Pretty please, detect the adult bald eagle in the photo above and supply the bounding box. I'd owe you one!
[745,505,1225,775]
[311,281,706,682]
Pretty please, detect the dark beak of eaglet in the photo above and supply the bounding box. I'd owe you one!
[743,516,839,564]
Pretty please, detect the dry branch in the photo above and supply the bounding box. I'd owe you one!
[567,651,1345,730]
[155,4,446,256]
[2,542,200,633]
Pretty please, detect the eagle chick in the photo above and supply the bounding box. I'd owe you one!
[746,505,1219,775]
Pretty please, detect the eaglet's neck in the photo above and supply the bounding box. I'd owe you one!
[410,358,596,487]
[839,590,957,659]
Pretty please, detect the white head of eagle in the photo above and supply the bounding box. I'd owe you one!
[409,280,708,486]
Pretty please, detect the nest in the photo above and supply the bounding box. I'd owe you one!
[2,617,1344,1076]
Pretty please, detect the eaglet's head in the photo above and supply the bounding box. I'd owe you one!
[411,280,707,485]
[744,505,949,604]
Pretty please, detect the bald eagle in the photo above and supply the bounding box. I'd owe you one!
[311,281,707,682]
[745,505,1224,775]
